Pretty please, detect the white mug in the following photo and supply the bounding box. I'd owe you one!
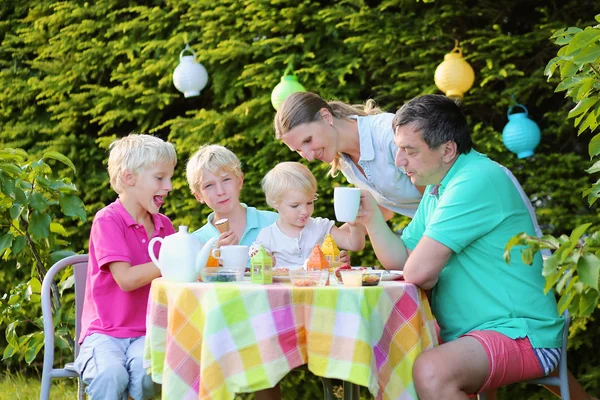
[211,245,249,271]
[334,187,361,222]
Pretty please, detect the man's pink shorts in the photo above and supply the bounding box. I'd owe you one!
[463,330,545,393]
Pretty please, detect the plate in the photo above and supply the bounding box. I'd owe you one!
[381,271,404,281]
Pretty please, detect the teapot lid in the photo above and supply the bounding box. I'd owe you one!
[179,226,189,233]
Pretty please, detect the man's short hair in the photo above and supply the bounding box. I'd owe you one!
[392,94,473,154]
[186,145,243,197]
[108,134,176,194]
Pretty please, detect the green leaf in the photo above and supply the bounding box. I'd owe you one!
[569,97,599,120]
[14,187,27,205]
[570,223,592,243]
[9,205,21,220]
[555,76,585,93]
[28,211,51,241]
[578,289,600,316]
[42,151,76,173]
[565,28,600,56]
[12,236,26,255]
[544,56,561,80]
[59,194,87,221]
[2,345,16,361]
[577,254,600,289]
[0,233,14,255]
[0,163,22,177]
[29,192,48,212]
[50,222,69,236]
[572,43,600,64]
[557,290,575,314]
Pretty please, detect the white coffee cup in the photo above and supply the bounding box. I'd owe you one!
[334,187,361,222]
[211,245,249,271]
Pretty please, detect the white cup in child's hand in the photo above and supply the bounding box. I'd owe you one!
[211,245,249,271]
[334,187,361,222]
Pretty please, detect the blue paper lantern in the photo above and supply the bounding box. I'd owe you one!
[502,104,541,159]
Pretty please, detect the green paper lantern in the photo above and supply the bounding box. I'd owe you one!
[271,74,306,110]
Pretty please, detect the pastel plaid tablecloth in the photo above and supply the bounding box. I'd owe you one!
[143,279,437,400]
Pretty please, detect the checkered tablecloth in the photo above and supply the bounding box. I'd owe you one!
[143,278,437,400]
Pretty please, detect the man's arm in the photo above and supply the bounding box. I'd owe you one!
[403,236,453,289]
[356,191,408,270]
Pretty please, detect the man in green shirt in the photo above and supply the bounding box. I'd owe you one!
[356,94,564,399]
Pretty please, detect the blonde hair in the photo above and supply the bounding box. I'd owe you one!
[261,162,317,208]
[186,144,243,197]
[107,134,176,194]
[274,92,382,177]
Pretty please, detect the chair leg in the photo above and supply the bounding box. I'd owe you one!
[77,377,86,400]
[320,377,335,400]
[342,381,360,400]
[40,372,51,400]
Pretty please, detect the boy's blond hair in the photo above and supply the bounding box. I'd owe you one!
[108,134,176,194]
[186,144,243,198]
[261,162,317,208]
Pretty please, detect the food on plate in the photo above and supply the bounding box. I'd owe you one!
[215,218,229,233]
[272,267,290,277]
[362,271,383,286]
[292,279,318,287]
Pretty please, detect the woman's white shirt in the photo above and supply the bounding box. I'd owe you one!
[339,113,422,218]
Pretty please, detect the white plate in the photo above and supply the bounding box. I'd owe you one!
[381,271,404,281]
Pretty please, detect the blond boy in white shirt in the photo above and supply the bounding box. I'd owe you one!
[255,162,365,269]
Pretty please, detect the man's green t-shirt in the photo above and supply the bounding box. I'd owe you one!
[401,150,563,348]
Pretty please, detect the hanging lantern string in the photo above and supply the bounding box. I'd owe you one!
[181,43,193,57]
[452,39,460,52]
[283,61,294,77]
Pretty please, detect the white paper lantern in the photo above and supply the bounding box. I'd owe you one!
[173,44,208,98]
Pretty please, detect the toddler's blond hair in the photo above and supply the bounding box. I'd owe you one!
[107,134,176,194]
[186,145,243,198]
[261,162,317,208]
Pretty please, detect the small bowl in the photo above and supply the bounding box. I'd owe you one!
[199,268,243,283]
[340,270,363,287]
[289,269,329,287]
[362,270,383,286]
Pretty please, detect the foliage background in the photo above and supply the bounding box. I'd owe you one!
[1,0,599,398]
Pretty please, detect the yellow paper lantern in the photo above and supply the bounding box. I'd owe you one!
[434,42,475,100]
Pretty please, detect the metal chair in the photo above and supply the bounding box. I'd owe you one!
[478,309,571,400]
[40,254,88,400]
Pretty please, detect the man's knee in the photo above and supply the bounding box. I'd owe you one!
[413,351,447,394]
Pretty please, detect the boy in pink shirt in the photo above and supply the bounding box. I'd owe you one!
[75,134,176,400]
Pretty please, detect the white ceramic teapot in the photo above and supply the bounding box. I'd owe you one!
[148,226,217,282]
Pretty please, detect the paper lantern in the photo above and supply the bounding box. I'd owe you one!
[502,104,541,159]
[173,44,208,98]
[434,42,475,100]
[271,73,306,110]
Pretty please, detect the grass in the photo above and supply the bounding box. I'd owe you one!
[0,372,78,400]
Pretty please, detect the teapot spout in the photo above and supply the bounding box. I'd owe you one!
[196,236,218,274]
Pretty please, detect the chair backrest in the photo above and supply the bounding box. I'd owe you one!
[72,256,89,358]
[41,254,89,363]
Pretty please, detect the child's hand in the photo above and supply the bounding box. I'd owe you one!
[340,251,351,265]
[216,230,239,247]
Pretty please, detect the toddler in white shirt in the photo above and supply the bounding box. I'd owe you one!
[254,162,365,269]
